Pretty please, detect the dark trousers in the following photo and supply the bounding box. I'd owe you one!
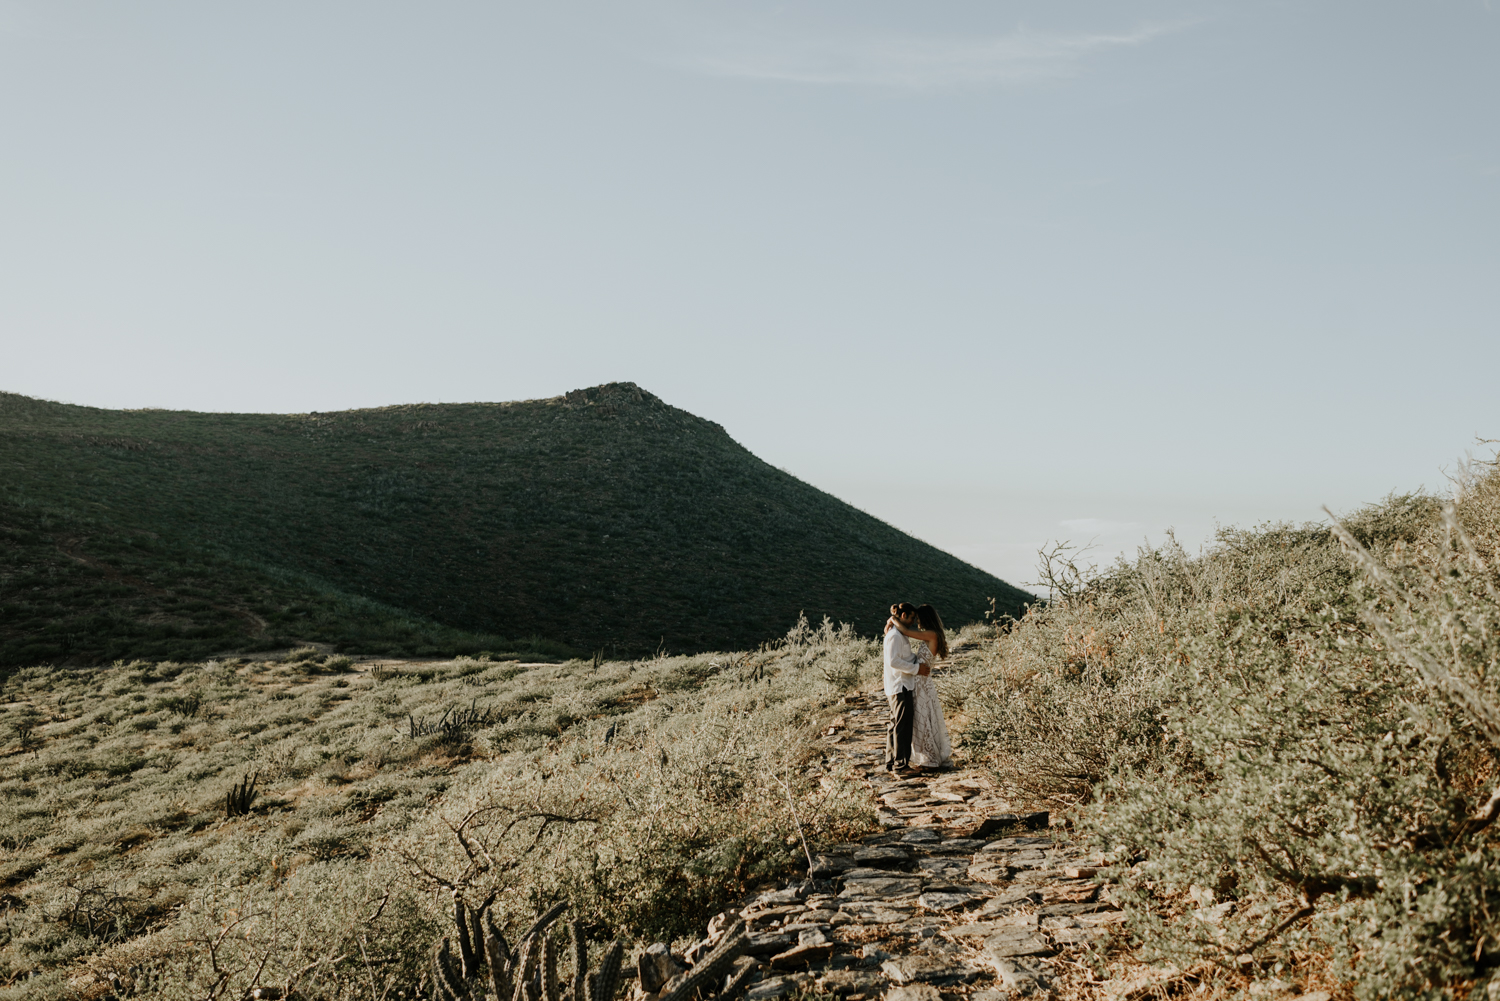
[886,688,915,769]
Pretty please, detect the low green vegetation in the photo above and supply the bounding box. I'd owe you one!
[954,459,1500,998]
[0,617,878,1000]
[0,384,1030,667]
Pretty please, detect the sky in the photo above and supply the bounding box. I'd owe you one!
[2,2,1497,591]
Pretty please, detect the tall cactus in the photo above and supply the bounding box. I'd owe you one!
[540,934,560,1001]
[569,923,588,1001]
[431,938,467,1001]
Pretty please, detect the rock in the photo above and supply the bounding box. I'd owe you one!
[758,886,810,905]
[942,919,1033,939]
[1064,866,1099,879]
[900,828,940,843]
[838,876,923,900]
[858,831,909,846]
[1042,883,1099,905]
[851,845,910,867]
[745,932,797,956]
[978,837,1053,853]
[815,970,888,997]
[915,858,970,880]
[783,912,837,931]
[883,986,943,1001]
[769,942,835,970]
[922,838,987,854]
[707,910,741,941]
[744,904,804,924]
[810,855,855,877]
[1289,994,1332,1001]
[984,956,1045,992]
[638,944,685,994]
[879,955,979,986]
[966,858,1012,884]
[917,889,984,912]
[980,929,1053,958]
[838,902,915,924]
[745,976,797,1001]
[1036,901,1117,918]
[947,815,1013,839]
[1049,926,1105,945]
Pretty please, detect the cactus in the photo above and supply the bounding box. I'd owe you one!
[226,772,258,817]
[718,961,758,1001]
[540,934,560,1001]
[585,942,623,1001]
[569,923,588,1001]
[419,898,748,1001]
[657,925,747,1001]
[485,924,513,1001]
[432,938,467,1001]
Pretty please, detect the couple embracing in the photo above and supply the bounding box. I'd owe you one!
[882,602,952,775]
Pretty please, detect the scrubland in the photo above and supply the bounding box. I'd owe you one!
[0,620,879,999]
[10,451,1500,1001]
[949,457,1500,999]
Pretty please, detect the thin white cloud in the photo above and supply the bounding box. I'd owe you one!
[679,22,1184,90]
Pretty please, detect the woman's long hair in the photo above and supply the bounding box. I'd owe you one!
[916,604,948,659]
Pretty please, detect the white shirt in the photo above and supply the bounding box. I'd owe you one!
[884,626,922,699]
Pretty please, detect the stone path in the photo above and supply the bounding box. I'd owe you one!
[639,674,1123,1001]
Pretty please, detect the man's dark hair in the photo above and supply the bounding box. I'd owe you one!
[891,602,917,619]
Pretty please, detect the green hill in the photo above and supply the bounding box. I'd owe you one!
[0,383,1032,666]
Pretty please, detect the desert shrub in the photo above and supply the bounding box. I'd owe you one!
[0,616,871,999]
[960,470,1500,997]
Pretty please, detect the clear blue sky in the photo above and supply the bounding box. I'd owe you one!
[3,2,1496,588]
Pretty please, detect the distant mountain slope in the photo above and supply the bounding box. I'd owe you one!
[0,383,1032,665]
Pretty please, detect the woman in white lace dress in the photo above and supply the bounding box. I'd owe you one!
[886,604,952,770]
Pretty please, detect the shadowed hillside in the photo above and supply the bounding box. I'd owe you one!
[0,383,1031,665]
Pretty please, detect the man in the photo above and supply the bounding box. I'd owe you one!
[883,602,930,773]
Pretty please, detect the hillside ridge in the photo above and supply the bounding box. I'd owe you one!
[0,383,1032,665]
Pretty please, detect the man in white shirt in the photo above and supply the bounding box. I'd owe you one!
[883,602,928,773]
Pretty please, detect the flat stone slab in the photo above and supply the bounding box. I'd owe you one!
[967,859,1012,884]
[943,917,1037,939]
[838,902,915,924]
[1041,882,1099,904]
[852,845,911,866]
[981,930,1054,958]
[979,837,1054,852]
[919,838,987,854]
[810,855,855,877]
[880,954,980,986]
[900,828,941,843]
[839,876,923,899]
[915,858,970,879]
[983,956,1045,992]
[1036,901,1119,918]
[745,976,798,1001]
[768,942,835,970]
[917,889,985,912]
[745,932,797,956]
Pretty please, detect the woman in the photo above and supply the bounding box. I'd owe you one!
[885,604,952,770]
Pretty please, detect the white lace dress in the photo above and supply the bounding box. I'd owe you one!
[908,641,952,769]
